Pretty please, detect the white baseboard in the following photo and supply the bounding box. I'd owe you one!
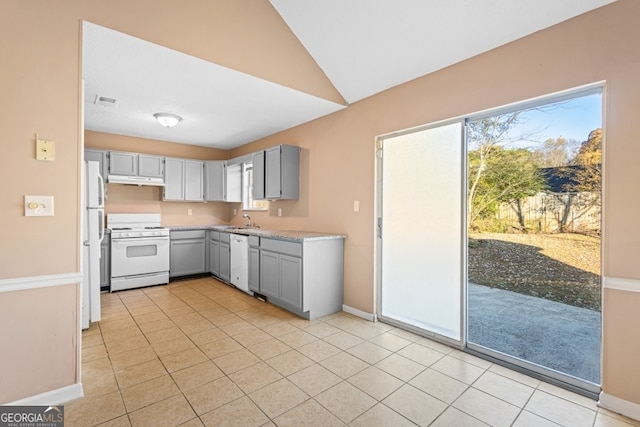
[342,304,377,322]
[0,272,82,293]
[598,391,640,422]
[603,276,640,293]
[7,383,83,406]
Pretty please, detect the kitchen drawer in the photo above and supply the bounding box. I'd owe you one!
[209,231,220,241]
[249,235,260,247]
[261,238,302,257]
[220,232,231,244]
[171,230,206,239]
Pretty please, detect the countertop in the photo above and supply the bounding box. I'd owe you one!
[167,225,346,242]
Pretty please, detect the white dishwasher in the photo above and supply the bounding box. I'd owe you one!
[230,234,250,294]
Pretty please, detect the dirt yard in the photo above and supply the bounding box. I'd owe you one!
[468,233,601,311]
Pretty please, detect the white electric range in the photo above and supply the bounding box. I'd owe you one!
[107,213,170,292]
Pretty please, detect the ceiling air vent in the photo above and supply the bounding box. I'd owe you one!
[94,95,119,108]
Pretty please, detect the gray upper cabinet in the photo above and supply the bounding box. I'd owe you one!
[254,144,300,200]
[164,157,204,202]
[138,154,164,178]
[164,158,185,200]
[185,160,204,201]
[225,163,242,202]
[206,160,242,202]
[109,151,137,176]
[204,161,225,201]
[252,151,265,200]
[109,151,164,179]
[84,149,109,180]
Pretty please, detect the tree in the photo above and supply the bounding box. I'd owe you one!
[468,147,546,229]
[467,113,523,224]
[544,128,602,233]
[570,128,602,192]
[532,137,581,168]
[467,112,546,228]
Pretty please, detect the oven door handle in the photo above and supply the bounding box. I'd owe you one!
[112,237,169,244]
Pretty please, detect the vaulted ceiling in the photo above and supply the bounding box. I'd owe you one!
[82,0,616,149]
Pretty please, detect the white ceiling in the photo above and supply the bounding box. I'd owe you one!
[82,22,345,150]
[270,0,616,104]
[82,0,615,150]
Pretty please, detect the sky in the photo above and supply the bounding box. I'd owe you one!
[506,92,603,149]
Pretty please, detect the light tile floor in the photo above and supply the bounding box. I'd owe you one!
[69,277,640,427]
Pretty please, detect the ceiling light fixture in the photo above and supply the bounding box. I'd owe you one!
[154,112,182,128]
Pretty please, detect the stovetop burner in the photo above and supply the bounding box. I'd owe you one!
[107,213,169,238]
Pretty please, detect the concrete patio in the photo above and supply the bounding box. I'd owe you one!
[467,283,601,385]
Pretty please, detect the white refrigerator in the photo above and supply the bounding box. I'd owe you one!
[82,161,105,329]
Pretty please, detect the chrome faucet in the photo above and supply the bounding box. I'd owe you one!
[242,214,252,228]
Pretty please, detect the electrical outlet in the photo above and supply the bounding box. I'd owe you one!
[187,208,192,216]
[278,208,282,217]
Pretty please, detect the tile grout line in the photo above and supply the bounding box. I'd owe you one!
[79,277,609,427]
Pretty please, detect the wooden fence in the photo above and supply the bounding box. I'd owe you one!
[497,192,601,233]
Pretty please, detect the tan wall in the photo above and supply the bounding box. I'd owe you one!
[229,0,640,405]
[0,284,78,403]
[0,0,335,403]
[86,131,232,225]
[3,0,640,408]
[603,289,640,402]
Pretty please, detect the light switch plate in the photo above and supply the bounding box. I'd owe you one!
[353,200,360,212]
[36,139,55,161]
[25,195,54,216]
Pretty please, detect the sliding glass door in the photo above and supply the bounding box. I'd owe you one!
[378,120,465,344]
[376,84,603,396]
[465,88,602,394]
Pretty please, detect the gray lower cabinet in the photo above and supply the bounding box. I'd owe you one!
[257,237,343,319]
[248,236,260,293]
[219,232,231,283]
[100,234,110,291]
[260,242,302,310]
[209,231,220,276]
[170,230,207,277]
[209,231,231,282]
[259,250,280,300]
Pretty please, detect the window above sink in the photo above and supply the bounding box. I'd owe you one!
[242,160,268,211]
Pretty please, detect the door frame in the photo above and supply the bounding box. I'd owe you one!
[373,81,605,397]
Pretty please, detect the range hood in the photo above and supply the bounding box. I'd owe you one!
[107,175,165,186]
